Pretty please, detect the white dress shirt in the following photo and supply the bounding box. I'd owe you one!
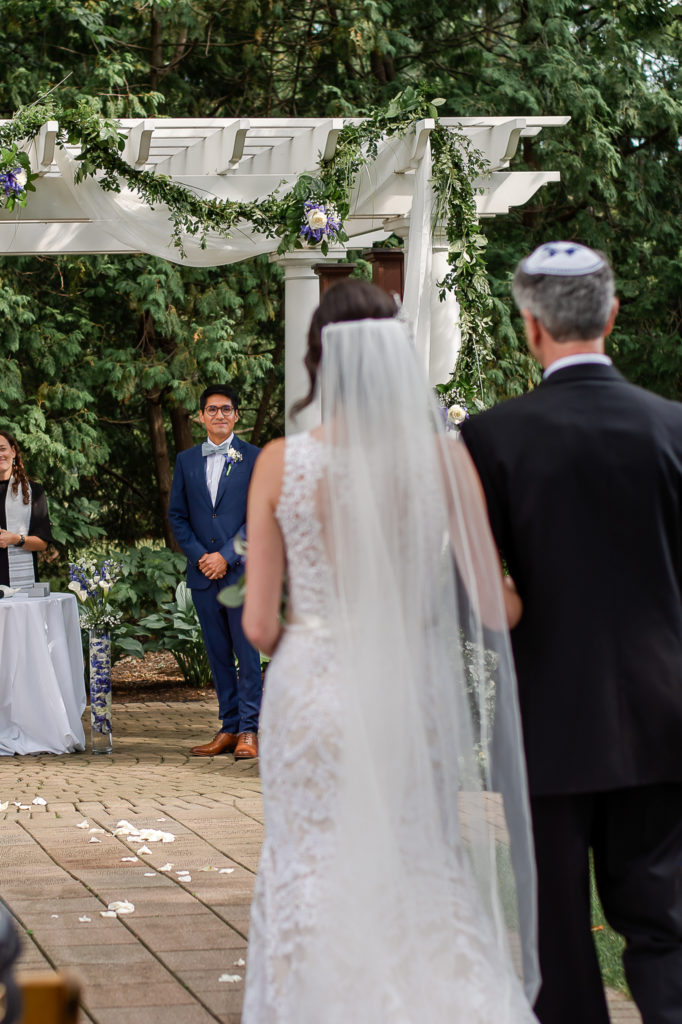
[543,353,612,379]
[204,433,234,505]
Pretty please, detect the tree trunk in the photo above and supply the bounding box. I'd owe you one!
[251,334,284,446]
[170,404,194,453]
[150,6,164,91]
[147,389,179,550]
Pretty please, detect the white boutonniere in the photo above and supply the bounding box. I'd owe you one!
[224,447,243,477]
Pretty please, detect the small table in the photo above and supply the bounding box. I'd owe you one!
[0,592,86,755]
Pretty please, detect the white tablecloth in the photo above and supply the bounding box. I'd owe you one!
[0,592,86,755]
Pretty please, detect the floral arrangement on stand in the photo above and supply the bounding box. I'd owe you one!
[0,85,494,404]
[68,558,122,754]
[68,557,122,629]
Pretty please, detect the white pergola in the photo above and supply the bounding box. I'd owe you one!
[0,115,569,428]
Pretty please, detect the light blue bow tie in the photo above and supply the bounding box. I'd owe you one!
[202,441,230,456]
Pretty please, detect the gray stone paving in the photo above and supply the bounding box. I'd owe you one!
[0,699,640,1022]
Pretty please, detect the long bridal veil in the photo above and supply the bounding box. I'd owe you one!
[294,316,538,1021]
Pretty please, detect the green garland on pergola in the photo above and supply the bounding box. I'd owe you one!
[0,86,493,405]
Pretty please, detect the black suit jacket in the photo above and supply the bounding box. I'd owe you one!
[461,363,682,796]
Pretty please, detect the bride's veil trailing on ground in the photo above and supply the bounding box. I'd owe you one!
[295,316,539,1021]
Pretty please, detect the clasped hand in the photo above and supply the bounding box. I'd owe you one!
[198,551,228,580]
[0,529,19,550]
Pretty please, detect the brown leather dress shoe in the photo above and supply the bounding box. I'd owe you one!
[189,731,238,757]
[233,732,258,759]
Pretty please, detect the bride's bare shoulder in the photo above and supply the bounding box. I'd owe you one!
[252,438,286,502]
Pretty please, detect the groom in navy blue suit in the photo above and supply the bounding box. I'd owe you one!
[169,384,262,759]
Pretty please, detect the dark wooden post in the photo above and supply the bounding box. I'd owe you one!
[313,263,357,295]
[362,248,405,301]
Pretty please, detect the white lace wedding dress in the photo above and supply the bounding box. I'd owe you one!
[242,433,537,1024]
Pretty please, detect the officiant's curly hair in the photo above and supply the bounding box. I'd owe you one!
[291,279,398,417]
[0,430,30,504]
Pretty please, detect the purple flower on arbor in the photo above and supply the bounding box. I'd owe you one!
[299,200,342,245]
[0,167,27,197]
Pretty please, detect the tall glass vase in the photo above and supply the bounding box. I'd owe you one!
[88,629,113,754]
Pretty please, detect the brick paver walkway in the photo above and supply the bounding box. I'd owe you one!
[0,699,641,1023]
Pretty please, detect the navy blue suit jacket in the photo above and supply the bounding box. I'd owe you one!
[168,436,260,591]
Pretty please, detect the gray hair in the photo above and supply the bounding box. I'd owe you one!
[512,252,615,342]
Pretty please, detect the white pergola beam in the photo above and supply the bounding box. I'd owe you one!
[122,120,154,166]
[151,119,252,176]
[0,114,568,259]
[237,118,345,176]
[30,120,59,173]
[475,170,561,216]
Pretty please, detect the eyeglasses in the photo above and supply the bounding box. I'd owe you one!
[205,405,236,417]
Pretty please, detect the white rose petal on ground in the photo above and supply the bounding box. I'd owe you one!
[78,916,91,923]
[88,837,102,844]
[0,801,8,811]
[107,901,135,915]
[219,868,235,874]
[32,797,47,806]
[198,865,217,872]
[136,845,152,855]
[156,818,166,822]
[233,958,246,967]
[121,857,138,862]
[76,820,89,829]
[113,820,175,843]
[89,827,105,834]
[112,820,136,836]
[51,914,59,919]
[159,863,173,872]
[144,872,157,877]
[100,911,117,918]
[218,974,242,983]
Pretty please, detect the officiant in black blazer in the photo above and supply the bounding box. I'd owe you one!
[461,242,682,1024]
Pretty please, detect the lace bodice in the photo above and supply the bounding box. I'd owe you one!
[274,432,330,623]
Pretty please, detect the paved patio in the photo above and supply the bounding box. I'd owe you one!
[0,698,641,1023]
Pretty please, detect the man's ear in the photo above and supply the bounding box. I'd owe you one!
[603,297,620,339]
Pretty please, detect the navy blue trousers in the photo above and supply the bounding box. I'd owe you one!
[192,580,262,734]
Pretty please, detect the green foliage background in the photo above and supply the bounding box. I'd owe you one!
[0,0,680,561]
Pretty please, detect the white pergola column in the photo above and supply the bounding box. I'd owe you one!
[384,218,460,387]
[272,251,322,434]
[429,231,461,386]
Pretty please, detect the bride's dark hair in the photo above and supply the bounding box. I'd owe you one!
[0,430,30,504]
[290,278,398,418]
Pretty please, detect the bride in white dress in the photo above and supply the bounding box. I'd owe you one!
[242,280,539,1023]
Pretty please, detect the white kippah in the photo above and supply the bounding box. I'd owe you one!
[521,241,605,277]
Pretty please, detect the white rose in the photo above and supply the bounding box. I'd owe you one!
[14,168,27,188]
[306,208,328,230]
[447,404,467,425]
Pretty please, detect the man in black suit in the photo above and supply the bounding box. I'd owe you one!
[461,242,682,1024]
